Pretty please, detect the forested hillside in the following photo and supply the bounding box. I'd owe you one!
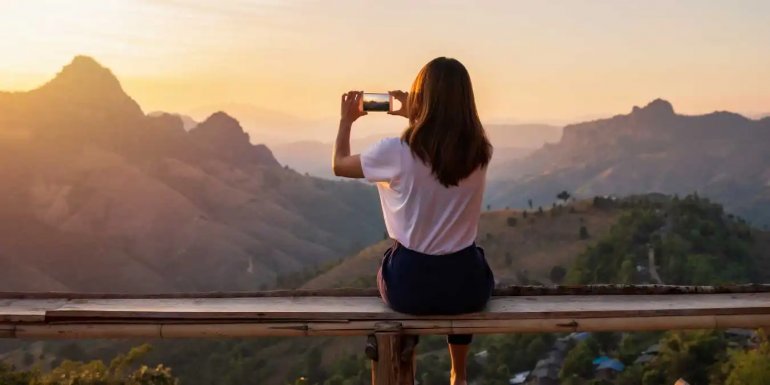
[557,195,770,385]
[567,194,770,285]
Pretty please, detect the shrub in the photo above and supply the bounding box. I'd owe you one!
[549,265,567,284]
[580,225,590,240]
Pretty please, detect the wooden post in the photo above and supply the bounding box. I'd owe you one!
[370,323,415,385]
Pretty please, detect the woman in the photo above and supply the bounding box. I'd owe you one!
[332,57,494,385]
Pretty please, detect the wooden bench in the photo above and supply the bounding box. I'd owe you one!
[3,285,770,384]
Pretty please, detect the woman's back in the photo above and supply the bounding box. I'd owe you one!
[362,137,486,255]
[332,56,494,385]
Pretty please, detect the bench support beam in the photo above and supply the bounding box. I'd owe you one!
[371,323,414,385]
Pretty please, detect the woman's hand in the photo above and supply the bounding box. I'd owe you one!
[340,91,367,125]
[388,90,408,118]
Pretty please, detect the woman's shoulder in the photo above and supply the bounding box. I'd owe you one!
[366,137,408,154]
[378,136,405,148]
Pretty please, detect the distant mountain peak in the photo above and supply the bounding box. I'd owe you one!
[190,112,279,167]
[192,111,249,141]
[50,55,123,91]
[200,111,241,130]
[632,98,675,116]
[28,55,145,120]
[69,55,104,70]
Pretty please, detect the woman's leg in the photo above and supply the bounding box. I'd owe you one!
[447,334,472,385]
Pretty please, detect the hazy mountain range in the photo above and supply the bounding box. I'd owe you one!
[0,56,383,292]
[148,111,198,131]
[273,124,561,179]
[486,99,770,225]
[187,103,332,145]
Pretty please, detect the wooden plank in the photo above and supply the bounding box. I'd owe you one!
[14,324,162,339]
[41,293,770,321]
[5,314,770,339]
[484,293,770,319]
[48,297,390,320]
[0,324,14,338]
[0,299,67,322]
[160,320,452,338]
[3,284,770,299]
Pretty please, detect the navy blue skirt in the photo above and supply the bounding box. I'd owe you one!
[377,242,494,316]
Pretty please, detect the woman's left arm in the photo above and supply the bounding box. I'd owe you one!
[332,91,367,178]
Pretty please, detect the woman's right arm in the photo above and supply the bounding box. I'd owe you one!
[332,91,366,178]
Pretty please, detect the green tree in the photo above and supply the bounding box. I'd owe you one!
[0,362,34,385]
[720,332,770,385]
[561,339,600,380]
[304,347,325,384]
[593,332,620,353]
[615,364,643,385]
[618,256,636,284]
[646,331,726,385]
[33,344,179,385]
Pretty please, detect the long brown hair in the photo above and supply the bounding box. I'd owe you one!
[401,57,492,187]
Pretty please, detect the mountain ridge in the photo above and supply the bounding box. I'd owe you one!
[487,99,770,225]
[0,56,382,292]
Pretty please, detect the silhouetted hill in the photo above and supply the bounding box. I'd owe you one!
[487,99,770,225]
[190,112,280,167]
[484,123,562,148]
[0,56,382,292]
[0,56,144,145]
[148,111,198,131]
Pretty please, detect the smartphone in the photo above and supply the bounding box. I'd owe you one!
[361,92,391,112]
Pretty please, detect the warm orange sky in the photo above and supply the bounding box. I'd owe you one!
[2,0,769,131]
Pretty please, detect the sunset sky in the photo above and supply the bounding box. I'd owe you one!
[2,0,769,134]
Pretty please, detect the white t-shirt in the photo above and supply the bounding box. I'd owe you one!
[361,137,486,255]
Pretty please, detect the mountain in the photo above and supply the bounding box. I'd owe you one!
[148,111,198,130]
[487,99,770,225]
[273,124,559,179]
[0,56,143,146]
[0,56,382,292]
[484,123,562,149]
[188,103,328,145]
[272,135,386,178]
[188,111,280,167]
